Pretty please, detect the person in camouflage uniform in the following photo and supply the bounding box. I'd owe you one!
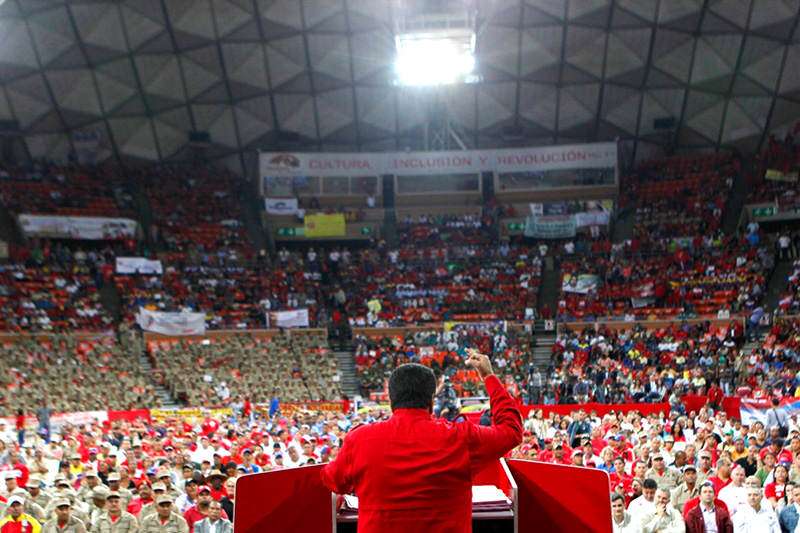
[42,498,87,533]
[105,474,132,511]
[139,496,187,533]
[90,492,138,533]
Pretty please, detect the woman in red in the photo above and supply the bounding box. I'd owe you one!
[764,463,789,509]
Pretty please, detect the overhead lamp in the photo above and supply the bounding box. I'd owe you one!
[395,30,477,86]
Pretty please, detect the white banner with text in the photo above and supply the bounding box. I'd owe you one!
[116,257,163,275]
[265,197,299,215]
[260,142,617,178]
[19,215,138,240]
[269,309,310,328]
[136,308,206,336]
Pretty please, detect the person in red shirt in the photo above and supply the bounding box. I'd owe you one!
[200,412,220,437]
[764,463,789,509]
[705,457,733,496]
[126,482,153,516]
[320,349,522,533]
[205,471,228,501]
[183,485,228,532]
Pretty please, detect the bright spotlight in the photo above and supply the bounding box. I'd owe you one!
[395,30,477,86]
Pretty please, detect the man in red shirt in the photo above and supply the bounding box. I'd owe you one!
[320,349,522,533]
[706,457,733,494]
[183,485,228,532]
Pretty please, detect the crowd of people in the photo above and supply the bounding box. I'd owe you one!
[147,332,340,407]
[623,152,737,239]
[557,229,773,323]
[353,324,533,399]
[0,160,136,219]
[0,326,158,416]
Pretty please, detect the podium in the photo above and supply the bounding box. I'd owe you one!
[234,460,612,532]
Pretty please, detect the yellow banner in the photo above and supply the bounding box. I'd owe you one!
[304,214,346,237]
[149,407,232,423]
[766,168,799,182]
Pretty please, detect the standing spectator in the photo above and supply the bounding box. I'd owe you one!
[766,399,789,438]
[15,410,24,448]
[732,487,780,532]
[685,482,733,533]
[779,233,793,261]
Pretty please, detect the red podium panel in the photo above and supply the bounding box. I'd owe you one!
[506,460,612,533]
[234,465,334,533]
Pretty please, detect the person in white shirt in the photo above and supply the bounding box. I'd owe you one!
[719,465,748,517]
[612,493,641,533]
[732,486,780,533]
[629,478,658,526]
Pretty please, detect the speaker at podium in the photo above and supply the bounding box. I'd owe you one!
[234,460,612,532]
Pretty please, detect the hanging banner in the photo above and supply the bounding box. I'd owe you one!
[740,397,800,426]
[265,197,299,215]
[269,309,310,328]
[18,215,138,240]
[574,211,611,227]
[561,273,600,294]
[116,257,163,275]
[766,169,799,182]
[260,142,617,178]
[524,215,576,239]
[136,308,206,336]
[305,213,345,237]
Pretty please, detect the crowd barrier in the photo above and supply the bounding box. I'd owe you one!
[2,395,746,432]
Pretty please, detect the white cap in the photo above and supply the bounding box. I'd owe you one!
[7,495,24,506]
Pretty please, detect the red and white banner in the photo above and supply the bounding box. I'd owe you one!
[260,142,617,178]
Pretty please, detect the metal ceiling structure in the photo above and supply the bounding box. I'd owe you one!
[1,0,799,172]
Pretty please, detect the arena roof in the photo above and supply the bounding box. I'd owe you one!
[0,0,799,166]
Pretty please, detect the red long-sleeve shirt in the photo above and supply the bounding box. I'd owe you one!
[320,374,522,533]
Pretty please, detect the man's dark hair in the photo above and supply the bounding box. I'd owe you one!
[610,493,625,505]
[643,479,658,490]
[389,364,436,410]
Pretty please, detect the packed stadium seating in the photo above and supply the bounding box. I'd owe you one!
[0,261,112,333]
[624,152,737,238]
[0,328,158,415]
[147,331,340,405]
[354,325,533,399]
[0,161,136,218]
[548,321,744,404]
[140,164,249,252]
[557,234,773,322]
[337,214,541,327]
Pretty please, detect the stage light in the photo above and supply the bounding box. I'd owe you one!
[395,31,476,86]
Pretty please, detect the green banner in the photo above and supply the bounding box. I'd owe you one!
[751,206,776,218]
[277,227,306,236]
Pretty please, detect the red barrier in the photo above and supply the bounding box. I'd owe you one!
[107,409,151,423]
[517,402,671,418]
[234,465,333,533]
[507,459,612,533]
[680,395,741,419]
